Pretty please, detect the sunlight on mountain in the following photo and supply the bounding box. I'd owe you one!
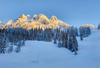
[82,24,94,28]
[0,14,95,30]
[0,14,70,30]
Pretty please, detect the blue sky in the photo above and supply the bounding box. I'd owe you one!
[0,0,100,27]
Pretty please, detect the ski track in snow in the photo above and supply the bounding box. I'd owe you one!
[0,29,100,68]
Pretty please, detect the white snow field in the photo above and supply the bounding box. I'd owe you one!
[0,29,100,68]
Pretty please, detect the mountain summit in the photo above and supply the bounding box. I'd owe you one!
[0,14,70,30]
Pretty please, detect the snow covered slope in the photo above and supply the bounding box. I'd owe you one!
[0,29,100,68]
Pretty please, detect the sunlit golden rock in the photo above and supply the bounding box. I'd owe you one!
[0,21,4,29]
[3,14,70,30]
[82,24,94,28]
[20,14,27,19]
[50,16,58,21]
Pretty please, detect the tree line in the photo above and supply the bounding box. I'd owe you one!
[0,26,91,55]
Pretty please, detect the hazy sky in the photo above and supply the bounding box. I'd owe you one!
[0,0,100,27]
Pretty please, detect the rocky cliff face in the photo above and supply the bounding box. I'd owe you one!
[0,14,70,30]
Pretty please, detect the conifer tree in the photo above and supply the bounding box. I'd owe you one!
[58,38,61,47]
[72,35,78,55]
[62,33,65,47]
[22,35,25,46]
[98,24,100,29]
[54,37,57,44]
[15,40,22,53]
[69,36,72,50]
[54,33,57,44]
[65,33,69,49]
[8,46,13,53]
[80,34,83,41]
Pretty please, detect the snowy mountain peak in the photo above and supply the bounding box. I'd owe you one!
[0,21,3,29]
[19,14,27,19]
[50,16,58,21]
[33,14,49,23]
[26,15,32,20]
[81,24,94,28]
[3,20,13,29]
[2,14,70,29]
[5,20,12,26]
[26,14,30,17]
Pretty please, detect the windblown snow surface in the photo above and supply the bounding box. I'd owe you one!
[0,28,100,68]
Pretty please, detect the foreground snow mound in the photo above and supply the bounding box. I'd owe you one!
[0,29,100,68]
